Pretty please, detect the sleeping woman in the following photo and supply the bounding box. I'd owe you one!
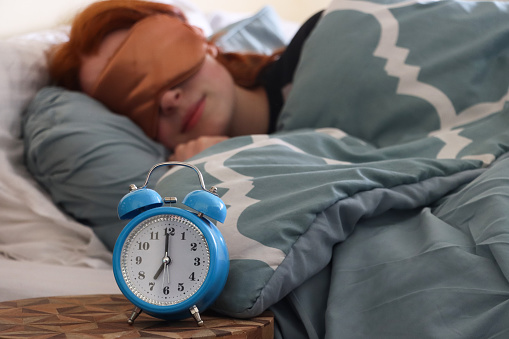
[48,0,323,161]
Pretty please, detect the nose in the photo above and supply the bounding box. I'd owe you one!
[159,88,182,115]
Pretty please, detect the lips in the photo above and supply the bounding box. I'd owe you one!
[181,96,205,133]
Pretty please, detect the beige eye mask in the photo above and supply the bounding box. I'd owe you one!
[90,14,208,139]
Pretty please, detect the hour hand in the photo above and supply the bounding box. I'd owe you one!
[153,262,165,280]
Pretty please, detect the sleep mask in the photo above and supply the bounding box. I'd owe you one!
[90,14,208,139]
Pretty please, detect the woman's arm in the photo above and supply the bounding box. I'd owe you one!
[169,136,229,161]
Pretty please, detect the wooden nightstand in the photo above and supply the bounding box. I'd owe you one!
[0,294,274,338]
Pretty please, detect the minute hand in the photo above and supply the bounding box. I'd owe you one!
[153,233,171,280]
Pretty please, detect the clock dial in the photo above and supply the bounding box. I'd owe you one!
[120,215,210,306]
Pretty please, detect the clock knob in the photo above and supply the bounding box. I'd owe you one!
[118,187,164,220]
[183,189,227,223]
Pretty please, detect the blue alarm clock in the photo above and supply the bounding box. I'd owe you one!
[112,162,229,326]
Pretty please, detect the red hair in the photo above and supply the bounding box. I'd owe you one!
[215,50,281,88]
[49,0,278,91]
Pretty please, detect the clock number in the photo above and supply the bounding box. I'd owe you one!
[138,271,146,280]
[190,243,197,251]
[135,256,142,265]
[181,232,186,240]
[194,257,201,266]
[163,286,170,295]
[165,227,175,236]
[137,242,150,251]
[178,283,184,292]
[150,231,159,240]
[149,282,155,291]
[189,272,196,281]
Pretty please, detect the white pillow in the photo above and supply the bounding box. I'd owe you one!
[0,31,112,267]
[157,0,214,35]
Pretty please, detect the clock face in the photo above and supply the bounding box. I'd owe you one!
[120,214,210,306]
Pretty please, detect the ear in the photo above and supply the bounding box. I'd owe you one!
[206,43,219,57]
[191,25,206,38]
[190,25,218,57]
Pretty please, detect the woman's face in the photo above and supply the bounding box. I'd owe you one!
[80,29,237,150]
[156,53,236,149]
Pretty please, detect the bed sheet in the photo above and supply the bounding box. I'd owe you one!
[0,259,119,302]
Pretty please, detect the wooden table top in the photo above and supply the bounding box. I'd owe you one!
[0,294,274,338]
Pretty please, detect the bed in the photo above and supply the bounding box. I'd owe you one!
[3,0,509,338]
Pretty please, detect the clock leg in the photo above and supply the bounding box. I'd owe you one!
[127,306,142,325]
[189,305,204,326]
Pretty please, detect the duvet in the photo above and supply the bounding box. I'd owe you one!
[155,0,509,337]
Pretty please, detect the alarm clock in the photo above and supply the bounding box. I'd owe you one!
[112,162,229,326]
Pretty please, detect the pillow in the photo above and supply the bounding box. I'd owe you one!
[277,0,509,148]
[210,6,288,54]
[0,0,224,264]
[0,30,113,267]
[20,8,294,252]
[23,87,168,251]
[161,0,214,36]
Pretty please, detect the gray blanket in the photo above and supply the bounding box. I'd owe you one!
[156,0,509,337]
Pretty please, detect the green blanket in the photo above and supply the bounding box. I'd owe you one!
[156,0,509,337]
